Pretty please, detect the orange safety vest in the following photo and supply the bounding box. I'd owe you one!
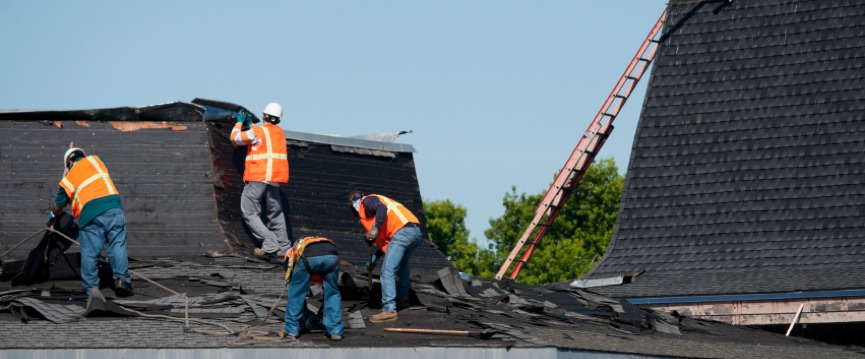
[59,155,119,219]
[244,122,289,183]
[283,237,336,283]
[358,195,419,253]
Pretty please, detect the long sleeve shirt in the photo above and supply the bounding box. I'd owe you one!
[55,157,122,228]
[361,196,388,229]
[230,123,279,186]
[230,122,260,146]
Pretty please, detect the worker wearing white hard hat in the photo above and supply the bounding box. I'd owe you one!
[53,147,133,300]
[230,102,292,257]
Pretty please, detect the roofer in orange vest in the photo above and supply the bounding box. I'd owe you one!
[231,103,292,257]
[51,147,133,299]
[280,236,343,341]
[348,191,423,323]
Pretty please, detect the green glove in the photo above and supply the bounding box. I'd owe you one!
[236,110,252,126]
[365,254,377,272]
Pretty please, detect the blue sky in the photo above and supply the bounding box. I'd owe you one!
[1,1,668,246]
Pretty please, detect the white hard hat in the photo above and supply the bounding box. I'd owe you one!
[263,102,283,118]
[64,147,86,169]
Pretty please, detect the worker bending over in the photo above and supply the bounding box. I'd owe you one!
[52,147,133,298]
[231,103,291,257]
[348,191,423,323]
[282,236,343,340]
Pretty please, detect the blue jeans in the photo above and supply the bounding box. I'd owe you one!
[381,225,422,312]
[79,208,131,293]
[284,254,343,337]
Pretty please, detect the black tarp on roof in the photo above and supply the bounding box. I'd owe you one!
[585,0,865,299]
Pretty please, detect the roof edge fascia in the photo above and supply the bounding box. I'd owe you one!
[628,288,865,305]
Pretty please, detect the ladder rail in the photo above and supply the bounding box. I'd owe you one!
[509,128,611,279]
[495,8,667,281]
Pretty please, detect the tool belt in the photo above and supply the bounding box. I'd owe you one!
[284,237,338,283]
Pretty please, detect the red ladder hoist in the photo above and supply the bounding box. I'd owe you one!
[495,9,668,281]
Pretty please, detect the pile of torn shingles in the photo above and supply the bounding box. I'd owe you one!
[2,257,863,359]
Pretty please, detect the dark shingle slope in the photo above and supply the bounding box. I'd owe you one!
[586,0,865,298]
[0,100,451,274]
[3,257,864,359]
[0,104,225,257]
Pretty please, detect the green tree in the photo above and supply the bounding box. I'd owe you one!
[423,199,497,277]
[485,158,624,285]
[424,199,467,256]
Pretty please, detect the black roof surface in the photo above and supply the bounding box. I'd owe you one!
[2,255,863,359]
[0,100,450,274]
[1,100,863,355]
[585,0,865,299]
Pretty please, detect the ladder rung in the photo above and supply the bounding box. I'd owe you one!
[625,76,638,80]
[637,57,650,62]
[614,94,627,99]
[601,112,616,117]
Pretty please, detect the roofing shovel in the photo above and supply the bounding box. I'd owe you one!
[367,245,374,291]
[384,327,499,340]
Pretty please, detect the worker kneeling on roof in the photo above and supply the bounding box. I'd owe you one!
[348,191,423,323]
[230,103,292,258]
[52,147,133,298]
[282,236,343,340]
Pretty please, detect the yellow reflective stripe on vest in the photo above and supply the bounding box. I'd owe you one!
[245,154,288,160]
[61,177,75,193]
[87,156,117,195]
[61,176,83,210]
[69,173,110,209]
[262,126,274,182]
[62,157,116,211]
[381,196,410,224]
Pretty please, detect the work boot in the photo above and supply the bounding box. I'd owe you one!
[277,329,296,340]
[369,311,398,323]
[113,279,134,297]
[254,248,273,257]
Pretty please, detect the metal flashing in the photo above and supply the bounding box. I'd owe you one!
[570,276,624,288]
[284,130,416,154]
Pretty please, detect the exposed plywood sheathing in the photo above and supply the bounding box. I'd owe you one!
[111,121,188,132]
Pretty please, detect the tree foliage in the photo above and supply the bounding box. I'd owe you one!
[484,158,624,285]
[424,199,466,256]
[423,199,497,278]
[425,158,624,285]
